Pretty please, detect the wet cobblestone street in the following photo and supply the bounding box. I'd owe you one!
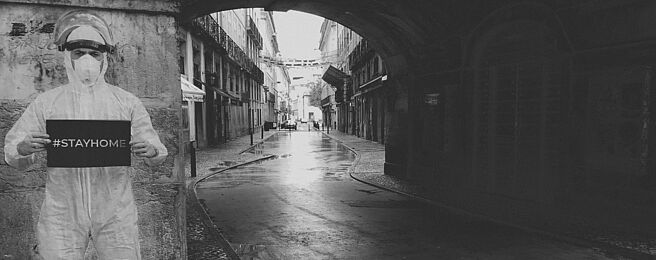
[193,131,617,259]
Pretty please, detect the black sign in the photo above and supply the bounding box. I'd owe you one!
[46,120,131,167]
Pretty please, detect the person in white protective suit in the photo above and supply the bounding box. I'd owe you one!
[3,10,167,259]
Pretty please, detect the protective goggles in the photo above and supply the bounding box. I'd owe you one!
[59,40,115,54]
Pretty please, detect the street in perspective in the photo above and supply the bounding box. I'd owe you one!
[193,129,615,259]
[3,1,656,259]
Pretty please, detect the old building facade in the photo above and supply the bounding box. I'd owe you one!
[318,20,339,131]
[179,8,285,149]
[319,19,358,135]
[349,39,387,143]
[320,20,387,143]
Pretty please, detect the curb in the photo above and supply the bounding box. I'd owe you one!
[320,132,653,260]
[188,132,278,260]
[236,130,279,155]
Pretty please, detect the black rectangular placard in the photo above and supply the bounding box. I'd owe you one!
[46,120,131,167]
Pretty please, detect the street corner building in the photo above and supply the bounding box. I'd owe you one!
[0,1,185,259]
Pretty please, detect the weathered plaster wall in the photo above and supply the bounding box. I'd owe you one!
[0,1,184,259]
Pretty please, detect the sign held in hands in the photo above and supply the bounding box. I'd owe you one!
[46,120,131,167]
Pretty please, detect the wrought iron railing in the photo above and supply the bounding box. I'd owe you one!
[191,15,264,84]
[247,16,263,50]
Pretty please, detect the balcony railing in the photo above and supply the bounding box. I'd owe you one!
[191,15,264,84]
[247,16,263,50]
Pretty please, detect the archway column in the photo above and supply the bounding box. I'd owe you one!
[382,54,412,177]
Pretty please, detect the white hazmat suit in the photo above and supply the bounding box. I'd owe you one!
[4,24,167,259]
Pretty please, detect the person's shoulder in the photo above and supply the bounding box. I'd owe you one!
[33,85,68,103]
[105,84,141,101]
[104,84,148,112]
[105,84,135,96]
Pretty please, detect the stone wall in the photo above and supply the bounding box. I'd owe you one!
[0,1,185,259]
[402,0,656,244]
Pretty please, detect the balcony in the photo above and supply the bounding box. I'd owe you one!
[191,15,260,82]
[246,59,264,84]
[191,15,224,48]
[247,16,263,50]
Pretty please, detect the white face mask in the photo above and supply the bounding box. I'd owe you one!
[73,54,103,86]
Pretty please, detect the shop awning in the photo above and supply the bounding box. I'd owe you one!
[321,65,348,87]
[181,75,205,102]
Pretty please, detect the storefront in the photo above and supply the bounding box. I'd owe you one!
[181,75,206,153]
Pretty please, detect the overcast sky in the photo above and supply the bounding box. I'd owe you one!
[273,11,324,59]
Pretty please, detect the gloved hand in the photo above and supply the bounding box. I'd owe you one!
[17,133,51,156]
[130,140,158,158]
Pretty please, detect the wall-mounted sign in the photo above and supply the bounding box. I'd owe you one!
[46,120,131,167]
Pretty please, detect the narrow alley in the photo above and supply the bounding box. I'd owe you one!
[3,1,656,259]
[194,131,614,259]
